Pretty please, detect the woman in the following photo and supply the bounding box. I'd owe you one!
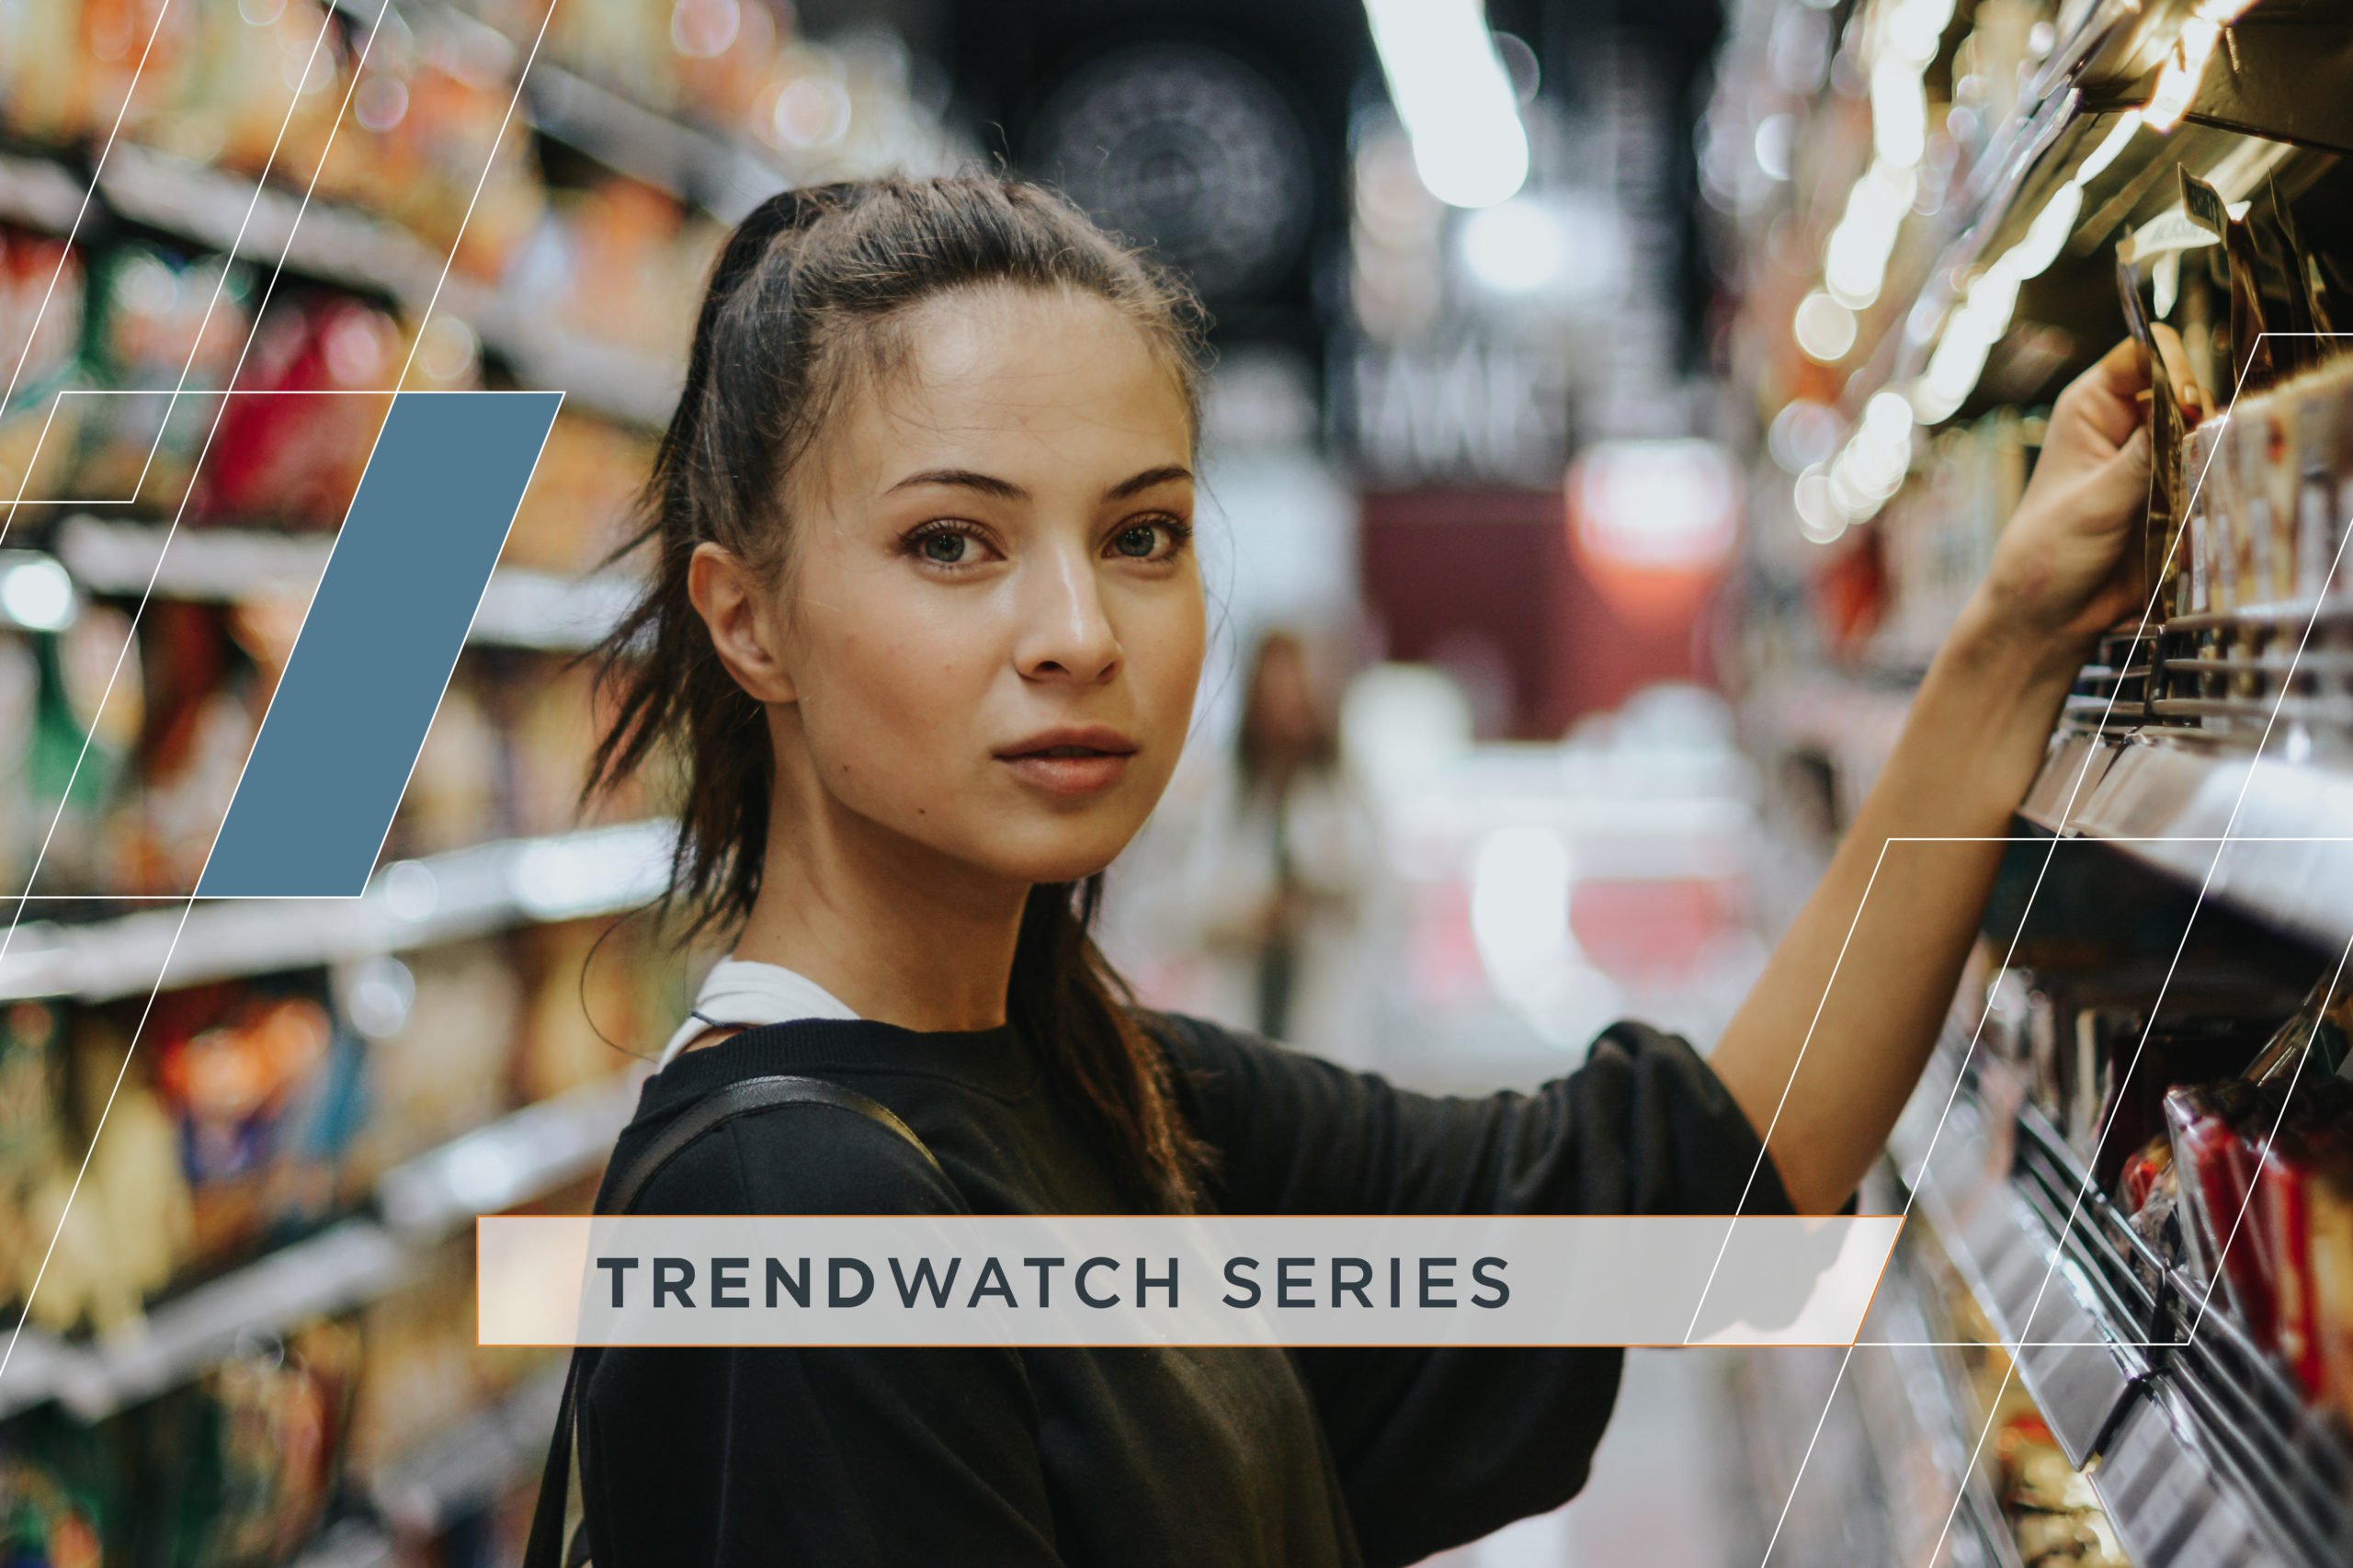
[1160,627,1389,1067]
[560,175,2150,1566]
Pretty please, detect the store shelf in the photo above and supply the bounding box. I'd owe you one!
[0,1324,68,1422]
[366,1359,567,1535]
[1859,1240,2027,1568]
[1840,0,2353,425]
[0,146,91,237]
[522,61,783,223]
[2064,0,2353,156]
[0,817,676,1002]
[471,562,641,651]
[49,513,638,651]
[82,142,683,430]
[483,318,683,430]
[96,142,431,310]
[5,1070,633,1428]
[290,1518,396,1568]
[1887,1028,2353,1566]
[379,1073,640,1243]
[2016,731,2353,955]
[40,1220,412,1422]
[320,0,782,223]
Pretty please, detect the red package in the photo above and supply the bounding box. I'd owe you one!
[2313,1165,2353,1423]
[2165,1082,2277,1345]
[194,293,398,529]
[2263,1128,2324,1395]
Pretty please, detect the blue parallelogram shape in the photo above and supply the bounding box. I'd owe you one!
[196,391,561,898]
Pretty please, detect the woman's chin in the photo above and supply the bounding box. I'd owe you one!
[1019,851,1123,886]
[985,835,1128,889]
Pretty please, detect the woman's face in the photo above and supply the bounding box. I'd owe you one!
[709,283,1204,891]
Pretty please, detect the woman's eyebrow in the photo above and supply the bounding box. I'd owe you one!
[883,465,1194,501]
[1105,464,1193,500]
[886,467,1027,500]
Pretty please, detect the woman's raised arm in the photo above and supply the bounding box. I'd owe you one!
[1708,340,2155,1215]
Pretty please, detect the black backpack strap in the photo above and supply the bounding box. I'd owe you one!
[520,1074,943,1568]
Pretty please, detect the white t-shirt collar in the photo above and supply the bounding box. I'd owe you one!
[657,956,862,1067]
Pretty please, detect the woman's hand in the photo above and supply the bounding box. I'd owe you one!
[1970,339,2155,659]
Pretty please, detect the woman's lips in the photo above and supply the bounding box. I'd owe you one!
[997,745,1132,795]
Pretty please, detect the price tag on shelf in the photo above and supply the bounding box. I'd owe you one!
[2090,1390,2267,1568]
[2011,1267,2142,1468]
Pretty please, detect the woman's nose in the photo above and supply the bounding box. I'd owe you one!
[1015,548,1121,684]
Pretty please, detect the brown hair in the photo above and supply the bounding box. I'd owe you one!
[1235,628,1340,787]
[572,174,1215,1213]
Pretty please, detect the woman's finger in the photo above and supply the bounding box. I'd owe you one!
[2046,340,2153,474]
[2071,423,2154,532]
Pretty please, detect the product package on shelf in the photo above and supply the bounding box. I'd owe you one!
[315,17,548,285]
[68,243,256,514]
[499,408,654,574]
[2146,1003,2353,1418]
[0,0,541,287]
[2111,167,2353,736]
[1984,949,2353,1427]
[330,939,526,1199]
[143,979,359,1278]
[342,1234,563,1536]
[0,1001,74,1327]
[9,1003,189,1336]
[1,979,346,1335]
[510,914,682,1104]
[0,223,85,503]
[1870,410,2035,671]
[505,177,720,363]
[78,599,273,903]
[482,0,960,186]
[15,600,648,903]
[0,1312,364,1568]
[191,287,488,533]
[388,648,657,864]
[0,1408,111,1568]
[140,1318,363,1568]
[0,598,142,903]
[1925,1219,2132,1567]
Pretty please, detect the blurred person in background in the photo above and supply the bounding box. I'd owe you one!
[1165,627,1388,1069]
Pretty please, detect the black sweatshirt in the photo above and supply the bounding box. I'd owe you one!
[573,1010,1797,1567]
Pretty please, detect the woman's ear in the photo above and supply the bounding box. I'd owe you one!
[687,541,799,704]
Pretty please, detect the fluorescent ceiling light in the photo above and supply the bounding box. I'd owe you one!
[1363,0,1529,209]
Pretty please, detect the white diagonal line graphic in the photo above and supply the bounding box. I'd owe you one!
[0,0,570,1403]
[2,0,401,998]
[2183,919,2353,1348]
[0,0,403,1400]
[1750,1345,1854,1567]
[1744,328,2338,1563]
[17,17,360,523]
[1911,330,2352,1568]
[0,0,186,551]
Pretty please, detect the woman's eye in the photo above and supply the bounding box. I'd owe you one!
[1111,517,1188,561]
[920,530,968,564]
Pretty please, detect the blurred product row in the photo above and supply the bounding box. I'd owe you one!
[0,900,684,1565]
[1713,0,2353,1561]
[1730,925,2353,1568]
